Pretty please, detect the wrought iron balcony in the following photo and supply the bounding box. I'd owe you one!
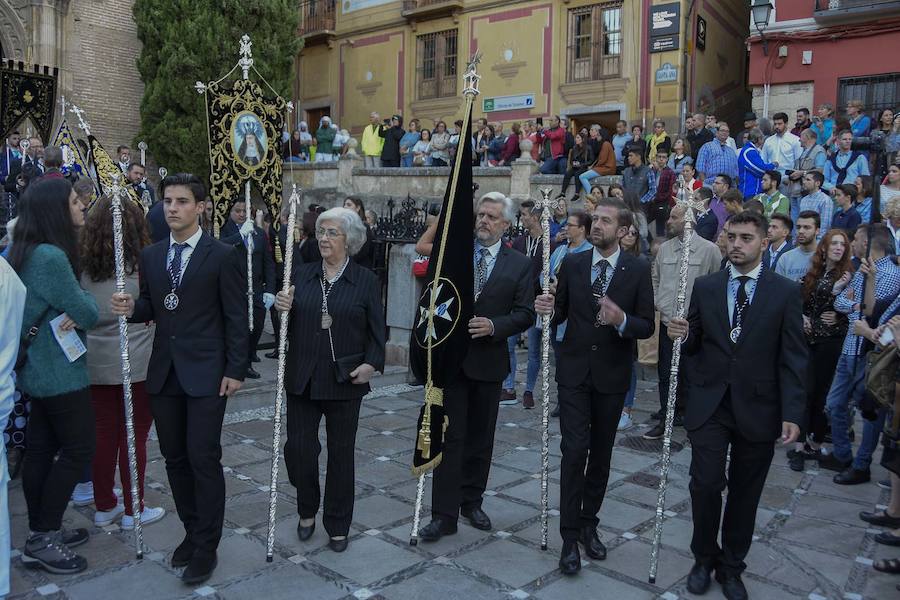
[814,0,900,23]
[299,0,336,45]
[401,0,464,21]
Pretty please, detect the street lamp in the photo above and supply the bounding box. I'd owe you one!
[752,0,774,56]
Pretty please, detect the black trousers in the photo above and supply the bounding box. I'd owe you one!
[249,305,266,360]
[805,338,842,444]
[431,375,502,522]
[285,390,362,537]
[381,158,400,167]
[657,323,686,414]
[688,393,774,575]
[560,166,588,195]
[644,200,669,238]
[558,378,624,541]
[270,305,282,350]
[23,388,95,532]
[150,368,227,553]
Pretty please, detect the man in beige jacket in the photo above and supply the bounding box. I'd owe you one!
[645,203,721,440]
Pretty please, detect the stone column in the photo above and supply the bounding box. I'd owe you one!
[337,152,360,197]
[510,157,536,201]
[385,243,420,367]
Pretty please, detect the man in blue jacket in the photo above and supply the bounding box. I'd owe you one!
[738,129,775,198]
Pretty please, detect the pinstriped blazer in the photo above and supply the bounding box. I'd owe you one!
[284,259,386,400]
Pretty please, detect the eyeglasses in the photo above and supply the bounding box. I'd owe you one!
[316,228,345,239]
[624,230,638,237]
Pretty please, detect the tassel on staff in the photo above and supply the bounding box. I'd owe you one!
[109,174,144,559]
[265,184,300,561]
[648,176,703,583]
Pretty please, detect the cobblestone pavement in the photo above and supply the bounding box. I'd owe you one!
[5,356,898,599]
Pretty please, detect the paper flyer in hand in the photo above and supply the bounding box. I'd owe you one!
[50,313,87,363]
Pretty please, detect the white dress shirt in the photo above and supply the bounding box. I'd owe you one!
[591,246,628,334]
[167,226,204,283]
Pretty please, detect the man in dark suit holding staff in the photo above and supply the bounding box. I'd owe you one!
[535,197,655,575]
[418,192,535,542]
[667,211,806,600]
[111,173,248,585]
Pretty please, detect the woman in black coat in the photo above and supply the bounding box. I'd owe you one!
[275,206,386,553]
[379,115,406,167]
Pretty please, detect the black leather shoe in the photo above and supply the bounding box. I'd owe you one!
[329,537,349,552]
[686,562,714,594]
[251,353,260,363]
[182,551,217,585]
[833,467,870,485]
[171,536,195,568]
[245,367,261,379]
[715,571,748,600]
[559,540,581,575]
[550,404,560,418]
[643,423,665,440]
[418,518,458,542]
[818,453,852,472]
[265,350,279,359]
[461,507,492,531]
[297,521,315,541]
[579,527,606,560]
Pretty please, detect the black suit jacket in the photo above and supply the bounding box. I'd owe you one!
[461,245,536,382]
[131,232,249,396]
[552,249,655,393]
[761,240,793,272]
[285,259,386,399]
[682,268,807,442]
[4,157,42,192]
[221,226,277,308]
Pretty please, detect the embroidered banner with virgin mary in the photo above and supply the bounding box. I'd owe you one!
[200,35,287,256]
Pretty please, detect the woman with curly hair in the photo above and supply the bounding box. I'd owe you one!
[788,229,853,472]
[79,196,166,530]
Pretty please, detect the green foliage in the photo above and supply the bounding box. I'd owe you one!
[133,0,301,181]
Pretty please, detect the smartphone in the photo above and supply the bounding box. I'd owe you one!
[879,327,895,346]
[784,169,794,175]
[536,117,543,126]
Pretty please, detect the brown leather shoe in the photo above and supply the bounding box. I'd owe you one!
[500,389,516,401]
[523,391,535,409]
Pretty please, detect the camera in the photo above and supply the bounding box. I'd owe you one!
[851,134,885,153]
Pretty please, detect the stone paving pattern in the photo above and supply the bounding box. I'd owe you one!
[5,356,898,600]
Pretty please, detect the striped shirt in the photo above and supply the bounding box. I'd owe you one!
[834,256,900,355]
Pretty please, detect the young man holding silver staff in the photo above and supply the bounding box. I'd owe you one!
[667,211,806,600]
[534,197,655,575]
[110,173,248,585]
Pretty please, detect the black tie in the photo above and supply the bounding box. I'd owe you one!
[592,260,609,311]
[733,275,751,328]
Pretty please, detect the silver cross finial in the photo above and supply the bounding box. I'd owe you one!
[675,175,706,225]
[239,34,254,80]
[69,103,91,136]
[462,52,483,98]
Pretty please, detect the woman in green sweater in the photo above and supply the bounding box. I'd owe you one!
[7,177,99,575]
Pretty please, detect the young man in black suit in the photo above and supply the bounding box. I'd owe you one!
[418,192,535,542]
[220,199,276,378]
[667,211,806,600]
[535,197,655,574]
[111,173,248,585]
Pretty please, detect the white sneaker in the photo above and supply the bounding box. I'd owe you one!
[71,482,94,507]
[617,411,634,431]
[121,506,166,530]
[94,504,125,527]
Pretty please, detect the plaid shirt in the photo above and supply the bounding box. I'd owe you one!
[641,167,658,204]
[696,140,738,182]
[834,256,900,355]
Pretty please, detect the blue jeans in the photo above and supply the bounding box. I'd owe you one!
[401,154,413,168]
[624,361,637,409]
[854,408,887,471]
[503,326,541,393]
[824,354,867,462]
[540,156,567,175]
[790,196,801,227]
[579,170,599,194]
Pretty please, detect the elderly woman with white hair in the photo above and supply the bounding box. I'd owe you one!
[274,207,385,552]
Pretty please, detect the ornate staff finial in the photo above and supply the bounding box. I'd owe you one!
[158,167,168,180]
[462,52,483,97]
[195,81,207,94]
[674,175,705,225]
[69,103,91,136]
[239,34,254,80]
[138,141,148,166]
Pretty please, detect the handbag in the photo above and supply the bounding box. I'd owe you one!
[327,326,365,384]
[865,345,899,410]
[15,307,51,371]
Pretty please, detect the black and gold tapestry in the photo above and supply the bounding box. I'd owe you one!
[205,77,285,243]
[0,61,58,142]
[89,135,141,208]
